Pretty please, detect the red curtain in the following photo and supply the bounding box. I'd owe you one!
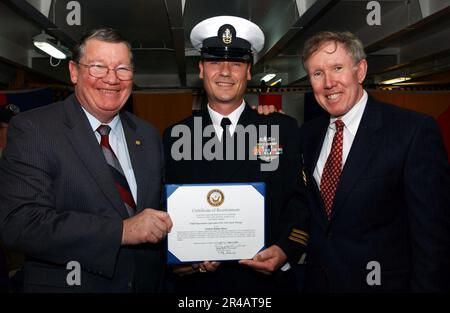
[0,93,6,106]
[258,94,282,111]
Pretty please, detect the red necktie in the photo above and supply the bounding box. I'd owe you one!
[320,119,345,219]
[97,125,136,216]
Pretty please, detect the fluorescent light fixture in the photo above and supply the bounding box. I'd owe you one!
[380,77,411,85]
[33,33,69,59]
[261,73,276,82]
[270,78,282,86]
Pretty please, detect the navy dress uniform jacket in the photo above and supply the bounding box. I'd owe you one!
[163,104,310,293]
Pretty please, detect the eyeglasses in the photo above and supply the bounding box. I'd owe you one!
[77,63,134,81]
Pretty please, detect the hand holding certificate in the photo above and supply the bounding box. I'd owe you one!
[166,183,265,264]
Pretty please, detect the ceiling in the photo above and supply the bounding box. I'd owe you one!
[0,0,449,90]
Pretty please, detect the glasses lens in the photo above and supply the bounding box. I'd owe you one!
[116,68,133,80]
[84,64,133,80]
[89,65,107,78]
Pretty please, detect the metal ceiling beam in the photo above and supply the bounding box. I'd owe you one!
[164,0,186,86]
[255,0,337,67]
[288,3,450,86]
[363,6,450,82]
[2,0,77,48]
[365,5,450,54]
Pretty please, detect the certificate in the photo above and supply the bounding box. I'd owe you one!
[166,183,265,264]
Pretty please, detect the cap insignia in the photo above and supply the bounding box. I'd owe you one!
[222,28,232,44]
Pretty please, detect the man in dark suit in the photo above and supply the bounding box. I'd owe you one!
[0,28,172,292]
[298,31,450,292]
[0,104,24,292]
[163,16,309,293]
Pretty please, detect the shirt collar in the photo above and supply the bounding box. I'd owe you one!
[82,107,121,135]
[207,100,246,127]
[329,90,367,136]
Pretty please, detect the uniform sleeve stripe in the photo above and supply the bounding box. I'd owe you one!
[292,229,309,238]
[290,233,309,241]
[288,236,307,246]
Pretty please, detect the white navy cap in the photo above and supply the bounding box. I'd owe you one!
[190,16,265,63]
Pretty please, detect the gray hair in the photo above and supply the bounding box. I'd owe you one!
[72,27,133,65]
[302,31,366,70]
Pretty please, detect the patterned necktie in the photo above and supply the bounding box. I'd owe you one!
[220,117,232,160]
[97,125,136,216]
[320,119,345,219]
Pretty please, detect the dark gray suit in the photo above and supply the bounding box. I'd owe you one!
[0,94,165,292]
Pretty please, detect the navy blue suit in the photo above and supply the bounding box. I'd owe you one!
[300,97,450,292]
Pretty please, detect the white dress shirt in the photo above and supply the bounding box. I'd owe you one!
[207,100,246,141]
[313,90,368,186]
[82,108,138,203]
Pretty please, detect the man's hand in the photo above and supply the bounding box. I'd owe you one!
[239,245,287,275]
[122,208,173,245]
[173,261,221,276]
[251,105,282,116]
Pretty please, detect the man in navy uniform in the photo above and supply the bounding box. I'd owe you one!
[163,16,309,293]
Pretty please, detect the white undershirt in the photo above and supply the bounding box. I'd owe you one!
[207,100,246,141]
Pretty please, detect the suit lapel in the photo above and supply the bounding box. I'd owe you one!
[303,116,329,224]
[120,112,149,213]
[199,109,215,179]
[331,98,383,220]
[63,95,129,219]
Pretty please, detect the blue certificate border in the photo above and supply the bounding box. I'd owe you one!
[165,182,266,264]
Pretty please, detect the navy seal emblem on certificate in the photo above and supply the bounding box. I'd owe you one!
[207,189,224,206]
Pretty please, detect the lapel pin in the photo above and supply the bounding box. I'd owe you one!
[135,140,141,146]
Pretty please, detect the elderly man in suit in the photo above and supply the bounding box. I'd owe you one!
[261,31,450,292]
[0,28,172,292]
[163,16,309,293]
